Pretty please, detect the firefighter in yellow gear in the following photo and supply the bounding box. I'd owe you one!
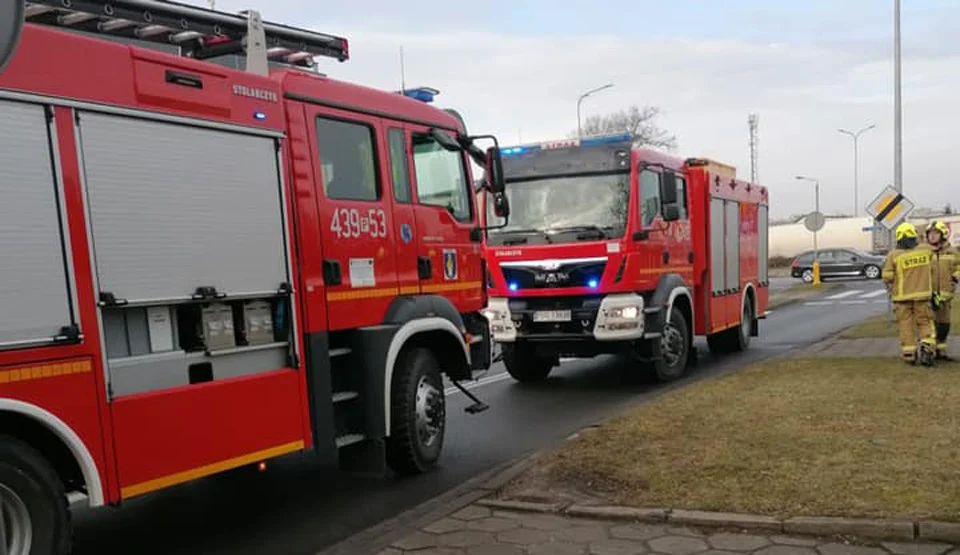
[882,222,938,365]
[926,220,960,360]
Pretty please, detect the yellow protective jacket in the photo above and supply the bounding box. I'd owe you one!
[882,246,934,302]
[931,244,960,300]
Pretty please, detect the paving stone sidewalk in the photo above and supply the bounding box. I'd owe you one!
[792,337,960,359]
[379,504,957,555]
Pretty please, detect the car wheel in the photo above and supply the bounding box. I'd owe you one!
[801,269,814,283]
[863,264,881,280]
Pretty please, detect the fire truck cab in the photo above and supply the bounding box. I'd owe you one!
[483,134,769,383]
[0,1,509,552]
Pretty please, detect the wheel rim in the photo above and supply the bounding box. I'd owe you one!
[661,323,685,367]
[414,376,443,449]
[0,483,32,555]
[802,271,812,282]
[866,266,879,278]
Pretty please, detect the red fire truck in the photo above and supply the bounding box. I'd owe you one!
[482,134,769,383]
[0,1,509,552]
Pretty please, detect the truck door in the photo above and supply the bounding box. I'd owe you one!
[308,108,399,330]
[406,124,483,310]
[663,170,693,277]
[637,167,668,271]
[383,124,420,297]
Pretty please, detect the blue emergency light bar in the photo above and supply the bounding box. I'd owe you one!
[399,86,440,103]
[500,132,633,156]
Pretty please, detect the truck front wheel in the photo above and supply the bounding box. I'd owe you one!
[0,435,71,555]
[501,344,555,383]
[648,308,690,383]
[386,347,446,476]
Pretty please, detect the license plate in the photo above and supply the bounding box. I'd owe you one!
[533,310,572,323]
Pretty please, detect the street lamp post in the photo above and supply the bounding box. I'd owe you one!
[796,175,822,286]
[838,124,876,216]
[577,83,614,138]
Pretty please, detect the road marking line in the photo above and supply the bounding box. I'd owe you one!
[861,289,888,298]
[826,290,864,300]
[804,301,832,306]
[839,300,868,305]
[874,299,888,304]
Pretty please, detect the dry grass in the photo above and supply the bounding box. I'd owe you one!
[768,282,842,309]
[511,357,960,521]
[842,301,960,339]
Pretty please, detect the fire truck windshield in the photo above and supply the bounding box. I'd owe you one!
[486,173,629,246]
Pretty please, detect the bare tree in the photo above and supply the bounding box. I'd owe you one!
[573,105,677,151]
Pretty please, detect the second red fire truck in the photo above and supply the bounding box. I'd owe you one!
[0,1,510,552]
[483,134,770,383]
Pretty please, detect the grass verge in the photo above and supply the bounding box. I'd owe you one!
[767,281,842,310]
[504,356,960,521]
[841,300,960,339]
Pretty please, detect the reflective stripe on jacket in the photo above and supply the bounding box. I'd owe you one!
[932,245,960,300]
[882,246,934,302]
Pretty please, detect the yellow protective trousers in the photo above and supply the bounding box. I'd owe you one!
[893,300,937,361]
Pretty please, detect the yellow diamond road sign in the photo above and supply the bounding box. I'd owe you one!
[865,185,915,231]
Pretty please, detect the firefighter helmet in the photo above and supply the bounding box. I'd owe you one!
[895,222,918,242]
[927,220,949,239]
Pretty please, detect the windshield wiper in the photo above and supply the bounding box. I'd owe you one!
[491,228,553,245]
[547,225,610,239]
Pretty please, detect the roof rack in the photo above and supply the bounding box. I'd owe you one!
[23,0,349,75]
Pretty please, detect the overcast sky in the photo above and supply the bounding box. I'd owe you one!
[205,0,957,220]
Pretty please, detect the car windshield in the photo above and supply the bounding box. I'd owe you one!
[486,173,630,246]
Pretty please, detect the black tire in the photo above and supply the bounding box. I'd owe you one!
[0,435,71,555]
[707,298,752,354]
[386,347,446,476]
[648,308,690,383]
[863,264,881,280]
[501,344,555,383]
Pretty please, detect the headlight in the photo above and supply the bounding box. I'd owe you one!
[607,306,640,320]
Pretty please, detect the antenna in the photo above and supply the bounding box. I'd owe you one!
[399,45,406,94]
[748,113,759,183]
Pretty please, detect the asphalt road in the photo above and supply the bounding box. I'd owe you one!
[69,279,886,555]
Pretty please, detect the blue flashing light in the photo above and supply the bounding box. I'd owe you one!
[401,87,439,104]
[253,111,267,121]
[508,282,519,292]
[580,133,633,146]
[587,278,599,289]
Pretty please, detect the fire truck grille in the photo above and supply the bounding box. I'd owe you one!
[501,260,607,290]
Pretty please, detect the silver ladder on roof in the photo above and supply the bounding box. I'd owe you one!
[23,0,349,75]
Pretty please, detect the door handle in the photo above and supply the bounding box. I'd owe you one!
[418,256,432,280]
[322,259,342,286]
[662,251,670,264]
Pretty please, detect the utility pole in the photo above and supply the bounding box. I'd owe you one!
[399,46,406,94]
[748,114,759,183]
[577,83,614,139]
[838,124,876,216]
[894,0,903,193]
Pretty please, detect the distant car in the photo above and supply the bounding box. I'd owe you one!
[790,248,885,283]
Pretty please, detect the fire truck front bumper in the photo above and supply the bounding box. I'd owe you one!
[484,294,646,343]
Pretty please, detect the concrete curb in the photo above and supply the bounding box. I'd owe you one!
[475,496,952,544]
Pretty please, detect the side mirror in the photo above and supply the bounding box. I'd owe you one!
[430,128,461,152]
[485,146,506,194]
[660,171,679,205]
[492,193,510,219]
[662,203,681,222]
[0,0,25,74]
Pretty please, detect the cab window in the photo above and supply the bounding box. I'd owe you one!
[675,175,689,220]
[316,117,380,202]
[411,134,472,223]
[639,169,661,226]
[388,128,412,203]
